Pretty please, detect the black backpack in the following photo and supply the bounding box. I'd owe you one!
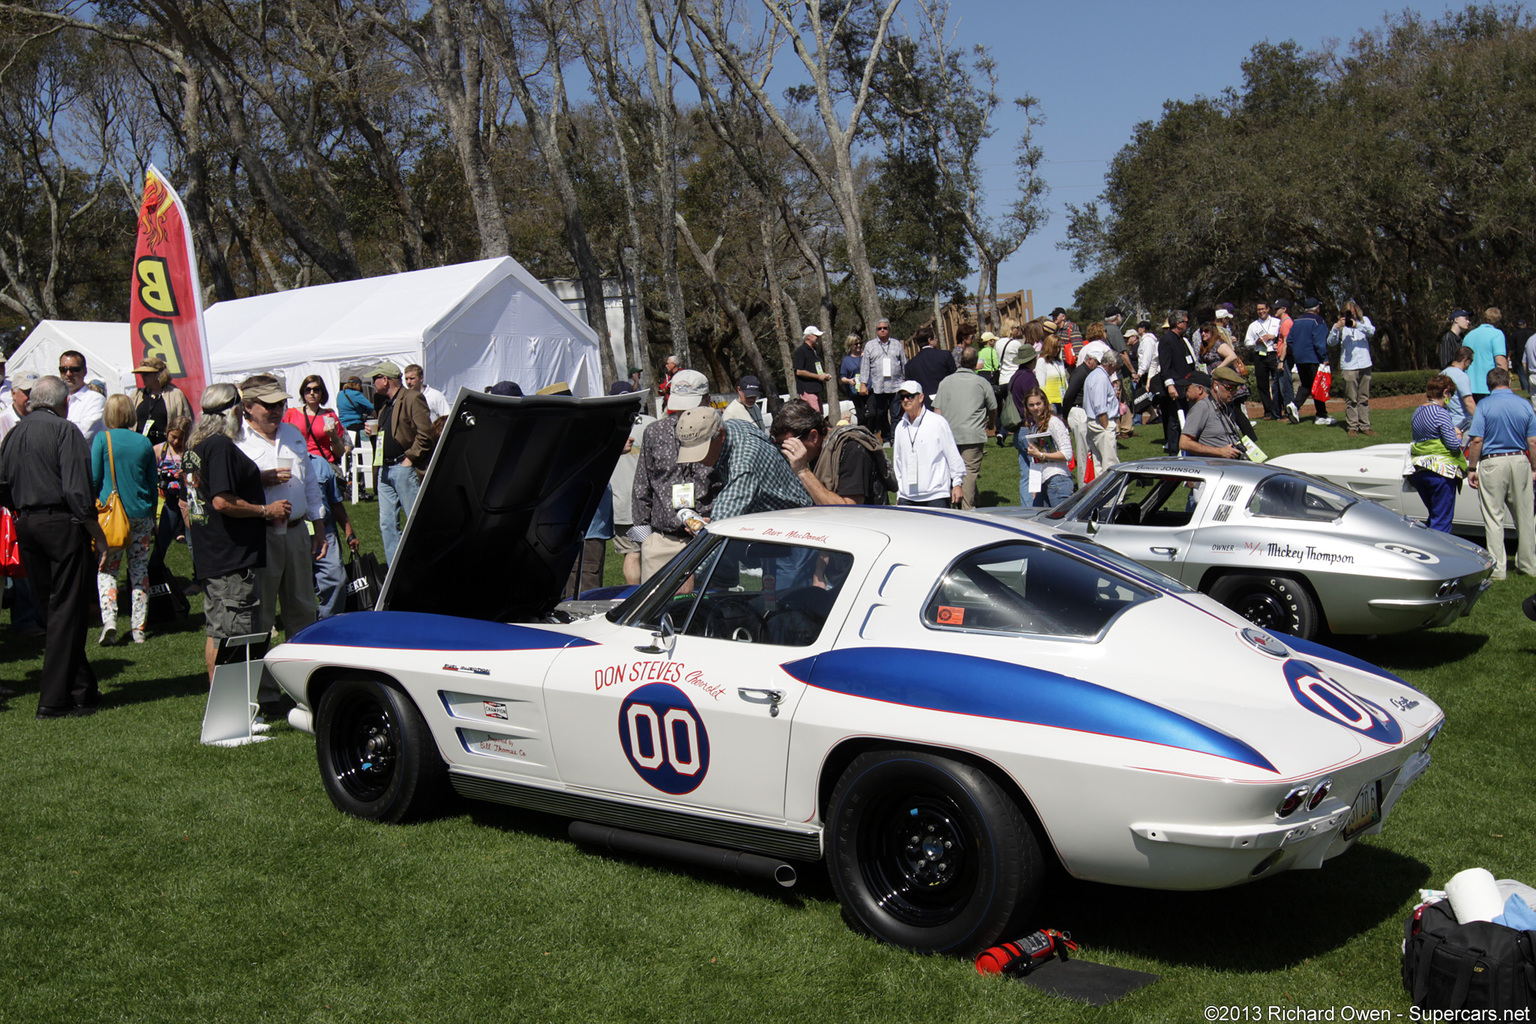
[1403,899,1536,1012]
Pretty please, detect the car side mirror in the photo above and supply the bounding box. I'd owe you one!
[636,612,679,655]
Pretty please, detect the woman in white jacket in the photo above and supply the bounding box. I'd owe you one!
[1328,300,1376,435]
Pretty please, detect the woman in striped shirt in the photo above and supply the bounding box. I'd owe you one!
[1405,374,1466,533]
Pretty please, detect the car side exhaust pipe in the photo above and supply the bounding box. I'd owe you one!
[568,821,797,889]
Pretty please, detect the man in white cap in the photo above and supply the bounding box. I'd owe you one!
[1062,341,1110,486]
[891,380,964,507]
[1082,341,1121,473]
[235,375,324,672]
[793,325,831,412]
[631,368,716,581]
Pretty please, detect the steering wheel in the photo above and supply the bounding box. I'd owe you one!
[699,597,764,643]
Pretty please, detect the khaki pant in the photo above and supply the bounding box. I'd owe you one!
[1477,454,1536,578]
[1342,367,1372,431]
[257,522,318,702]
[1067,407,1090,486]
[640,531,690,582]
[1088,418,1120,474]
[957,443,985,509]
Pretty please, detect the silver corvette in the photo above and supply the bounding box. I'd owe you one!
[985,456,1495,639]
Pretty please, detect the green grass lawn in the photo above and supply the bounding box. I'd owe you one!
[3,410,1535,1023]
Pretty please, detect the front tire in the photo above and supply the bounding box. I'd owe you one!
[315,677,448,822]
[1207,573,1319,639]
[825,750,1042,956]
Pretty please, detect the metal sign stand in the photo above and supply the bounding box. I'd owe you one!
[200,632,274,747]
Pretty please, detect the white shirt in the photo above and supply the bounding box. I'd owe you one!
[1137,332,1160,379]
[1329,316,1376,371]
[421,384,452,419]
[1244,316,1280,354]
[0,405,17,445]
[67,387,106,443]
[238,421,325,522]
[892,407,965,503]
[997,336,1029,385]
[1525,333,1536,375]
[721,398,768,434]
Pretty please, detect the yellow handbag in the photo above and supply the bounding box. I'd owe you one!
[96,431,131,548]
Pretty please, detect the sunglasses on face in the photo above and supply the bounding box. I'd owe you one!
[259,400,286,411]
[302,386,322,393]
[59,365,84,374]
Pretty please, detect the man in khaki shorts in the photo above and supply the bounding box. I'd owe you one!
[631,369,716,581]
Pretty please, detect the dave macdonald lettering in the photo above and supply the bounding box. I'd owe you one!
[595,661,725,701]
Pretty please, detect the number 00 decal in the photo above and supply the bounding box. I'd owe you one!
[619,683,711,794]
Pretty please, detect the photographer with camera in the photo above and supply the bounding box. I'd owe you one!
[1328,299,1377,435]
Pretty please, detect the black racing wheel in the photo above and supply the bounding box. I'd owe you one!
[825,750,1042,955]
[1207,573,1319,639]
[315,676,448,822]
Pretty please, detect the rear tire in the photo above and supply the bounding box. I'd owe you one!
[315,677,448,822]
[1207,573,1319,639]
[825,750,1041,955]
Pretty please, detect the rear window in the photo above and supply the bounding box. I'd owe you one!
[925,541,1155,640]
[1248,474,1357,522]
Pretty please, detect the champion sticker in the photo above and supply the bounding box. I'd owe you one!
[1284,660,1402,744]
[619,683,710,795]
[483,701,508,720]
[936,606,965,625]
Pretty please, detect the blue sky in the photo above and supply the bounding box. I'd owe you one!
[943,0,1463,313]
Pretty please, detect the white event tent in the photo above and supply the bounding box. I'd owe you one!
[9,256,603,404]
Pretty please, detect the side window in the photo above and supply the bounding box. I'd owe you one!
[681,539,855,648]
[925,542,1155,639]
[1248,475,1355,522]
[1074,472,1204,528]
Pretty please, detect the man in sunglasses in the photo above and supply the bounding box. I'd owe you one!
[57,350,105,443]
[236,375,324,712]
[891,380,964,507]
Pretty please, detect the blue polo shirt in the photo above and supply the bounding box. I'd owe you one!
[1464,323,1507,395]
[1467,388,1536,455]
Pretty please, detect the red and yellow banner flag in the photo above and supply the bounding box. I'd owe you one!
[129,165,213,413]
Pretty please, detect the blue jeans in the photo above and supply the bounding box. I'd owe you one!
[8,575,43,629]
[378,462,421,565]
[314,522,345,618]
[1033,474,1074,508]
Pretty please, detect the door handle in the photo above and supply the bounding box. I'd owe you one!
[1149,546,1178,558]
[738,688,785,717]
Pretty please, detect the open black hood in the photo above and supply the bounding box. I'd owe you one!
[379,390,645,622]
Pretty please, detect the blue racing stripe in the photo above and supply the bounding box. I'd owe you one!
[782,647,1277,772]
[288,611,595,652]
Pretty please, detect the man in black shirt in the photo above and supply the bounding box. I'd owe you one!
[184,383,285,682]
[905,328,955,408]
[793,326,831,412]
[0,375,108,718]
[1157,310,1199,455]
[773,399,888,505]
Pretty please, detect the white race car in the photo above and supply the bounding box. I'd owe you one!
[1270,443,1528,537]
[265,392,1444,955]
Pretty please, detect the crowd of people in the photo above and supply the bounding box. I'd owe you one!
[6,299,1536,718]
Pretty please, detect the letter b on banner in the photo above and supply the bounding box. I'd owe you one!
[135,256,181,317]
[138,320,185,376]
